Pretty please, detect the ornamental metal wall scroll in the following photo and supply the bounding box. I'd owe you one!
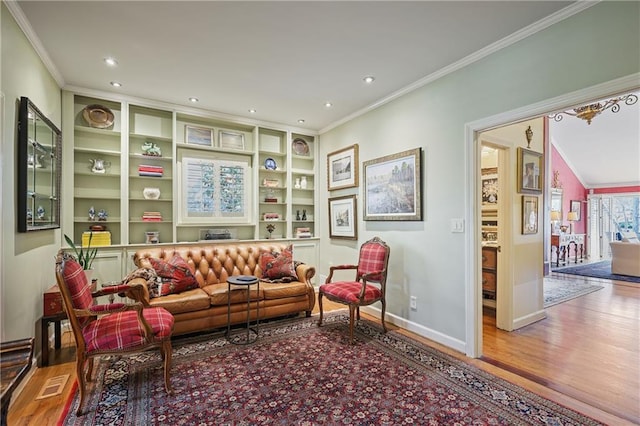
[550,93,638,125]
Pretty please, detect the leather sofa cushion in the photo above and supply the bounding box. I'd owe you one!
[148,288,210,314]
[203,283,262,306]
[261,282,309,300]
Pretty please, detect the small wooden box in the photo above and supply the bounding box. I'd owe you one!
[43,284,64,317]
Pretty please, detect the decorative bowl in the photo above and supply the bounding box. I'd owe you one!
[143,187,161,200]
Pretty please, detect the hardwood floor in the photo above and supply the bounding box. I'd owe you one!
[8,283,638,425]
[482,273,639,424]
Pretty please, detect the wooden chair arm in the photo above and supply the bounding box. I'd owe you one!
[74,302,144,317]
[326,264,358,283]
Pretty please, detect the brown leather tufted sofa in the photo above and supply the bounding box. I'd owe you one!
[129,242,316,336]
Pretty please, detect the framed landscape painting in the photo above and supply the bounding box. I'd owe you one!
[327,144,358,190]
[185,125,213,147]
[363,147,422,221]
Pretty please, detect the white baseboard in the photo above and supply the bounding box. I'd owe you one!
[512,309,547,330]
[360,306,467,354]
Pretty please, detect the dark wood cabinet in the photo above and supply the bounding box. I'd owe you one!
[482,246,497,300]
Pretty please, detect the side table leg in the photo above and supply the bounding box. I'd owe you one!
[54,319,62,349]
[40,317,49,367]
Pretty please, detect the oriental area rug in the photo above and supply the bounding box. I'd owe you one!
[59,312,602,425]
[543,277,604,308]
[553,260,640,284]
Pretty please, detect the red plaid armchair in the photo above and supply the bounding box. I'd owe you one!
[318,237,390,343]
[55,251,175,415]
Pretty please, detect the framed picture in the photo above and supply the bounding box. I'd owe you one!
[327,144,358,190]
[185,125,213,147]
[219,130,245,151]
[521,195,538,234]
[363,147,422,221]
[481,171,498,207]
[328,195,357,239]
[570,200,581,220]
[517,147,543,194]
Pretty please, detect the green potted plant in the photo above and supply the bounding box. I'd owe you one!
[64,233,98,271]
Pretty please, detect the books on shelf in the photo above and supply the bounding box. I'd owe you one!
[295,227,312,238]
[82,231,111,246]
[142,211,163,222]
[138,165,163,177]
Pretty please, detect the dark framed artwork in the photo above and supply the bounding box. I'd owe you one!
[517,147,542,194]
[521,195,538,235]
[363,147,422,221]
[570,200,581,221]
[328,195,357,239]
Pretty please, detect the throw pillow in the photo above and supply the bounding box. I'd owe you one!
[259,246,298,282]
[148,254,198,297]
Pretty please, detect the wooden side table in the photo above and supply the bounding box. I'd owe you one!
[39,311,67,367]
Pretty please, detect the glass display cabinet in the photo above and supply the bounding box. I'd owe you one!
[17,97,62,232]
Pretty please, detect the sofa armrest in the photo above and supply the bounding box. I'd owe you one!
[295,263,316,285]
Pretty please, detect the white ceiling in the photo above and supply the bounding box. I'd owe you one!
[12,1,639,187]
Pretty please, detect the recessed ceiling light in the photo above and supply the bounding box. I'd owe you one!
[363,76,375,84]
[110,81,122,87]
[298,119,305,124]
[324,102,333,108]
[104,57,118,67]
[249,109,256,114]
[188,97,199,103]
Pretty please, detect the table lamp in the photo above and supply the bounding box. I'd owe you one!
[567,211,579,234]
[550,210,561,233]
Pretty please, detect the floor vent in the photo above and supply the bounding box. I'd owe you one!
[35,374,69,400]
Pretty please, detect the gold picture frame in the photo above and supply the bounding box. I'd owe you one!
[522,195,539,234]
[517,147,543,194]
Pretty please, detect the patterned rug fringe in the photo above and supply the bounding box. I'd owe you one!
[59,312,603,425]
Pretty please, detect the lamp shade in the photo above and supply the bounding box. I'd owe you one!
[567,211,579,222]
[550,211,561,221]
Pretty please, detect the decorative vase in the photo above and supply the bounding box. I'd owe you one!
[143,187,161,200]
[300,176,307,189]
[294,178,301,189]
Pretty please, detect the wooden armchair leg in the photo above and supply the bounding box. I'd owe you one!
[75,354,87,416]
[161,339,173,394]
[317,292,324,326]
[380,299,388,332]
[349,305,356,344]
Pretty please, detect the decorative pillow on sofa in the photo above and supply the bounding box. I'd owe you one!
[259,246,298,283]
[148,254,198,297]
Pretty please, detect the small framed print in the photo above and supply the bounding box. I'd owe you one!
[219,130,245,151]
[327,144,358,190]
[522,195,538,235]
[517,147,543,194]
[570,200,581,221]
[185,125,213,147]
[329,195,357,239]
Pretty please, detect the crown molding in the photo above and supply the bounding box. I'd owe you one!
[320,1,599,134]
[5,0,65,88]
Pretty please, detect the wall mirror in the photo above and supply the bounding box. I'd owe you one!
[17,97,62,232]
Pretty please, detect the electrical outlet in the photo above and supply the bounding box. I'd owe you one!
[410,296,417,310]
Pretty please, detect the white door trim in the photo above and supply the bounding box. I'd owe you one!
[464,73,640,357]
